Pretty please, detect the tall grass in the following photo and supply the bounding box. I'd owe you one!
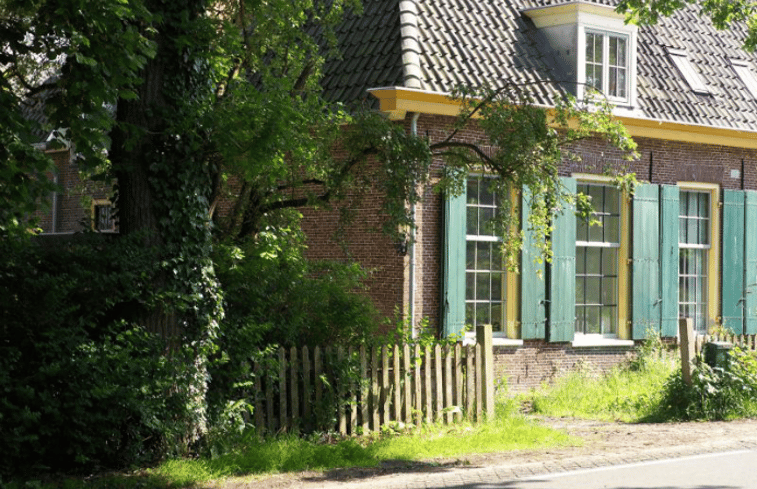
[152,398,576,485]
[528,338,679,422]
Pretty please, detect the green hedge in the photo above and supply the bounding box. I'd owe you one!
[0,235,189,476]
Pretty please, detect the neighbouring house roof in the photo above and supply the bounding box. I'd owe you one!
[322,0,757,133]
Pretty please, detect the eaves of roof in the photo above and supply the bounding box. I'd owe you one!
[369,86,757,150]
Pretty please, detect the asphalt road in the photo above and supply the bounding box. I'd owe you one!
[477,450,757,489]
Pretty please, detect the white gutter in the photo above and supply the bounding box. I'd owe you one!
[409,112,420,337]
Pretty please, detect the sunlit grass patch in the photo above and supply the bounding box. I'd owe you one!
[151,399,575,485]
[527,339,679,422]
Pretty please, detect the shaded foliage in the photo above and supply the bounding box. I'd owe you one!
[0,235,194,475]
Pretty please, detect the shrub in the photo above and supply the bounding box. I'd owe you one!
[654,347,757,421]
[0,235,190,476]
[206,231,380,446]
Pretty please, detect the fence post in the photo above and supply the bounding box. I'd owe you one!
[679,318,695,386]
[360,345,369,433]
[476,324,494,419]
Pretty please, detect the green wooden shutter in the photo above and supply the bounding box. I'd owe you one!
[549,177,576,343]
[659,185,679,337]
[746,191,757,334]
[632,183,660,339]
[442,191,466,337]
[722,190,746,334]
[520,188,546,339]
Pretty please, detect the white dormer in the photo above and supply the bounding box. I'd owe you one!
[522,1,638,108]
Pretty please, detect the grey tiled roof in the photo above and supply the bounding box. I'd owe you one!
[322,0,757,132]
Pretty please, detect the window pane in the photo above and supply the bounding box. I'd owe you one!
[601,306,616,334]
[602,248,617,275]
[491,272,503,300]
[577,216,589,241]
[605,216,620,243]
[491,304,503,332]
[467,179,479,204]
[601,277,617,304]
[467,207,477,235]
[688,216,698,245]
[698,193,709,218]
[586,307,600,334]
[476,273,490,300]
[699,218,709,245]
[606,186,619,213]
[589,220,603,242]
[480,182,495,206]
[586,277,601,304]
[576,276,585,303]
[476,303,490,326]
[616,69,626,98]
[576,246,586,274]
[480,207,495,235]
[477,242,491,270]
[586,247,601,275]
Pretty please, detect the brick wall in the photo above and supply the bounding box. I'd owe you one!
[493,342,636,393]
[36,148,113,234]
[301,113,757,389]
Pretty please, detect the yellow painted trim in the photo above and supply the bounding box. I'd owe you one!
[678,182,720,330]
[618,117,757,150]
[507,187,521,339]
[90,199,114,232]
[368,87,757,149]
[618,190,631,340]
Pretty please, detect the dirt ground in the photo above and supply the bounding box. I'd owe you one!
[211,416,757,489]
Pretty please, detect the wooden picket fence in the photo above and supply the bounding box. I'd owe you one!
[693,333,757,355]
[248,336,494,435]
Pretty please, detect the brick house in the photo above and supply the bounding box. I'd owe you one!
[30,1,757,391]
[301,0,757,390]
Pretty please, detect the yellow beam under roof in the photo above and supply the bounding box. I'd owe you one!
[368,86,757,150]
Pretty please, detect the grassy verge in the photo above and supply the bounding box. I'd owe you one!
[11,399,576,489]
[156,399,575,486]
[526,340,679,422]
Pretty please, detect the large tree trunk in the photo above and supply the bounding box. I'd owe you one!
[108,0,221,446]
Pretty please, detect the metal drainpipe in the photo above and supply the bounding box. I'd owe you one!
[409,112,420,338]
[51,174,58,234]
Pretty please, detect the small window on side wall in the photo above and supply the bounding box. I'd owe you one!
[91,199,117,233]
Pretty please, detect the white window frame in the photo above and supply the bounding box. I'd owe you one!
[583,30,630,102]
[577,24,637,107]
[575,182,622,339]
[462,176,522,346]
[677,183,720,335]
[668,48,711,94]
[731,58,757,99]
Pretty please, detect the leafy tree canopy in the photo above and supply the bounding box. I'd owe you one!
[617,0,757,51]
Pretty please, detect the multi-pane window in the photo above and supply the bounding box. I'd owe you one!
[575,184,620,335]
[465,177,505,332]
[92,201,116,232]
[585,31,628,100]
[679,191,710,333]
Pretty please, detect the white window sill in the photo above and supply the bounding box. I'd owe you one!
[462,333,523,347]
[571,336,635,348]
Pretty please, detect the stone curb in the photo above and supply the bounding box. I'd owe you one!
[306,438,757,489]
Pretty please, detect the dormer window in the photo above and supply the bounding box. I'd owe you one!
[585,31,628,100]
[522,2,638,107]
